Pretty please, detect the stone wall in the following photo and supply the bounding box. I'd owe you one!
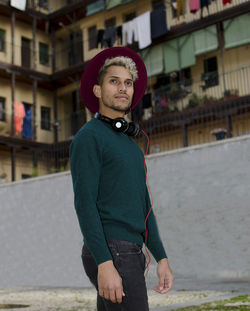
[0,135,250,288]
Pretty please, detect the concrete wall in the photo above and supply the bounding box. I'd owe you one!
[0,135,250,288]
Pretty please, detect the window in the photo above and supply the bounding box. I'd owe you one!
[0,29,6,52]
[68,30,83,66]
[124,12,136,22]
[41,106,51,130]
[39,42,49,65]
[88,26,97,50]
[0,98,6,121]
[202,57,219,88]
[105,17,116,28]
[38,0,48,10]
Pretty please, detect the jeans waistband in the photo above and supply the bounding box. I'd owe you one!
[107,239,142,252]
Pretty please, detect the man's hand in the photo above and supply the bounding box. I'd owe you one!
[154,258,174,294]
[98,260,125,304]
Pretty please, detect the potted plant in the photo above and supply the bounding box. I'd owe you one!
[0,124,5,134]
[211,128,227,140]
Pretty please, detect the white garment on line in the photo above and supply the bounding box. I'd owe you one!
[122,19,138,46]
[10,0,27,11]
[135,11,152,49]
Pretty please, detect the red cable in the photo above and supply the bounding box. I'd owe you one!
[141,129,153,277]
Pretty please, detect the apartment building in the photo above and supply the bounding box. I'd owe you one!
[0,0,250,182]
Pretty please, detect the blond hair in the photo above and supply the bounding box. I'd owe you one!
[97,56,138,85]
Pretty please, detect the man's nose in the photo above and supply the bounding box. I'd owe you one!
[118,83,127,92]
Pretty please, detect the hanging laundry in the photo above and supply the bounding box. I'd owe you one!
[10,0,26,11]
[135,11,152,49]
[161,96,168,107]
[222,0,232,4]
[200,0,210,18]
[177,0,185,20]
[122,19,138,46]
[96,29,105,48]
[142,93,152,109]
[104,27,117,48]
[14,100,25,135]
[131,100,144,122]
[150,3,168,39]
[116,26,123,45]
[172,0,177,10]
[22,105,33,139]
[190,0,200,14]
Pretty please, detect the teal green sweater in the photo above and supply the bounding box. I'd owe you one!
[69,118,167,265]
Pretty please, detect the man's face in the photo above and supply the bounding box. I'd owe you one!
[95,65,134,113]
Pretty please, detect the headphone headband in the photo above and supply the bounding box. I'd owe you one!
[95,113,140,137]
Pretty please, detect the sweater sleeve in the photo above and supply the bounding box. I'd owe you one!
[144,186,168,262]
[69,129,113,265]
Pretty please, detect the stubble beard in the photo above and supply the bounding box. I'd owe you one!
[102,95,132,113]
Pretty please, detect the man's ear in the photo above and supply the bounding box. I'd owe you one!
[93,85,101,99]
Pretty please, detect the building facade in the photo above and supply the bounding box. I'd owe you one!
[0,0,250,182]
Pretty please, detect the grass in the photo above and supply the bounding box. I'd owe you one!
[172,295,250,310]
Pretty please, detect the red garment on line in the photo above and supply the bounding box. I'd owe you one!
[14,100,25,135]
[223,0,232,5]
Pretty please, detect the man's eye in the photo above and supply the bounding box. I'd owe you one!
[126,81,132,86]
[110,79,117,84]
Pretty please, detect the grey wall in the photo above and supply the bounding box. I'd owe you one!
[0,135,250,288]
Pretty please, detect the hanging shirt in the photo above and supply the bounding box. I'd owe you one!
[150,3,168,39]
[135,11,152,49]
[22,106,33,139]
[14,101,25,135]
[190,0,200,13]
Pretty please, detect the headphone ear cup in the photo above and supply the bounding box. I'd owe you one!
[126,122,140,137]
[111,118,128,132]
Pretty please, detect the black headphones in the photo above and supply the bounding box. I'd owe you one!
[95,113,140,137]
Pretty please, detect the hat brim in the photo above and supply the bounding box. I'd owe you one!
[80,47,147,114]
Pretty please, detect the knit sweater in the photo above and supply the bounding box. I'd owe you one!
[69,118,167,265]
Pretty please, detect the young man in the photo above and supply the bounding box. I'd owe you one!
[70,47,174,311]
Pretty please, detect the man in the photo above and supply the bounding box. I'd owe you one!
[70,47,174,311]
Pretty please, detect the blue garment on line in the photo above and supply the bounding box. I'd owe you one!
[22,106,33,139]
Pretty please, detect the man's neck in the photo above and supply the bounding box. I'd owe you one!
[99,107,126,119]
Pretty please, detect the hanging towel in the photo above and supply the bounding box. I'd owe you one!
[177,0,185,19]
[135,11,152,49]
[14,100,25,135]
[22,105,33,139]
[150,3,168,39]
[190,0,200,13]
[122,19,138,45]
[10,0,26,11]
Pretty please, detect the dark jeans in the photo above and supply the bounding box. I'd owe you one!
[81,239,149,311]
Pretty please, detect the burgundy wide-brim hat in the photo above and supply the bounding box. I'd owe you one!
[80,46,148,114]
